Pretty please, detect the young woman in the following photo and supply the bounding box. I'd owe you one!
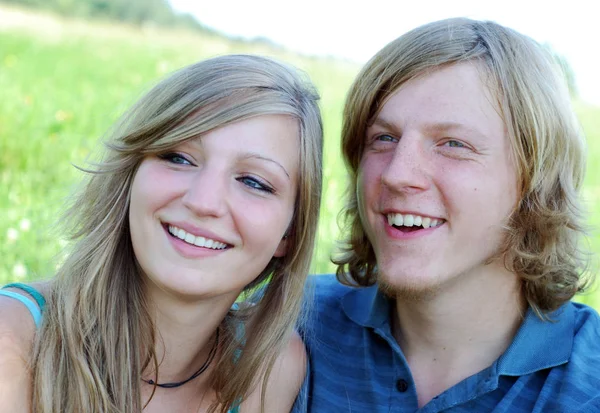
[0,54,323,413]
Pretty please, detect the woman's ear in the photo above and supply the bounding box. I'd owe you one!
[273,234,289,258]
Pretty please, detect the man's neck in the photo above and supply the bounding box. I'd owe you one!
[390,266,526,408]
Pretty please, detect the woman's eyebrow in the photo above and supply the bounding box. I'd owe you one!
[239,153,290,179]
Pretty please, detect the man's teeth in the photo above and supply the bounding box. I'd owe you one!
[386,213,443,229]
[168,225,228,249]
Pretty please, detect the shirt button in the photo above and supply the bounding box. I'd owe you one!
[396,379,409,392]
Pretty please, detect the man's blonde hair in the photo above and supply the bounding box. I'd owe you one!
[335,17,591,316]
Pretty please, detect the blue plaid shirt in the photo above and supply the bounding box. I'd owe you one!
[296,275,600,412]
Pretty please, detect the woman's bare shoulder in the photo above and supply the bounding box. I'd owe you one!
[0,290,37,353]
[0,286,40,412]
[241,330,307,413]
[0,298,34,368]
[268,330,307,386]
[0,280,51,349]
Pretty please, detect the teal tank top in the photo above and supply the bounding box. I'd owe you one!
[0,282,46,328]
[0,283,241,412]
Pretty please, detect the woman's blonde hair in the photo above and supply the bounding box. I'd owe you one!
[334,17,591,316]
[33,54,323,412]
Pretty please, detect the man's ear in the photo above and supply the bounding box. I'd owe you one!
[273,236,289,258]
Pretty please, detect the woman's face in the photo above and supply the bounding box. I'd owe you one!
[129,114,299,301]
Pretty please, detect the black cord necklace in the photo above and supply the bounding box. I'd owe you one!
[142,328,219,389]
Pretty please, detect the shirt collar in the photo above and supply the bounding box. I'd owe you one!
[341,284,575,376]
[497,303,575,375]
[341,283,392,329]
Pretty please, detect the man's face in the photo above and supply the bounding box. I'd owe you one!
[357,62,519,296]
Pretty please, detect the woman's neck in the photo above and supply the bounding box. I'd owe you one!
[142,284,239,391]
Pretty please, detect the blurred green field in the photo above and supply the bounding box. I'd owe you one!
[1,7,599,309]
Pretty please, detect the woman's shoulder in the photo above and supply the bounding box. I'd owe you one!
[0,282,49,412]
[0,286,38,348]
[240,330,307,413]
[0,283,51,411]
[271,330,307,382]
[0,281,52,344]
[0,295,34,370]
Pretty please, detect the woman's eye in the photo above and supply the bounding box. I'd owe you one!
[158,152,192,165]
[444,140,466,148]
[238,176,274,194]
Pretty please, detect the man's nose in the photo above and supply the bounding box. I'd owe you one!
[380,136,431,194]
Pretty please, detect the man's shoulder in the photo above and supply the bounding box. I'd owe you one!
[569,301,600,360]
[572,301,600,328]
[301,274,365,334]
[304,274,372,317]
[546,302,600,408]
[306,274,355,301]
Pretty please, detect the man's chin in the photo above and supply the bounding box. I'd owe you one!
[377,273,441,302]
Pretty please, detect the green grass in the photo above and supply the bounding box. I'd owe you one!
[0,6,356,281]
[574,103,600,309]
[1,6,599,310]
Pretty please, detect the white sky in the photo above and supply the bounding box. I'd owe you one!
[169,0,600,106]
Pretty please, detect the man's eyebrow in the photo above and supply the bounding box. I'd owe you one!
[369,116,399,132]
[371,116,487,138]
[422,121,489,138]
[240,153,290,179]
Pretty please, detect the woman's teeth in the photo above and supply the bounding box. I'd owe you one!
[168,225,228,249]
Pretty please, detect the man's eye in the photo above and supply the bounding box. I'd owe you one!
[238,176,275,194]
[158,153,192,165]
[376,134,398,143]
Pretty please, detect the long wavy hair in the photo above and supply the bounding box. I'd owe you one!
[32,54,323,412]
[334,17,591,316]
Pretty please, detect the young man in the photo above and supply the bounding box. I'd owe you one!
[301,18,600,412]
